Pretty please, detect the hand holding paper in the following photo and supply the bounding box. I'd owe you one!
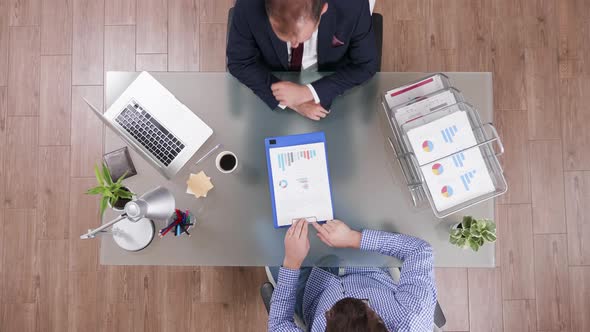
[283,219,310,270]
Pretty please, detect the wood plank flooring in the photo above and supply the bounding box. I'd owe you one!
[1,0,590,331]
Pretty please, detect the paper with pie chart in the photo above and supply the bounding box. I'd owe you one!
[268,142,334,227]
[406,111,495,211]
[420,149,495,211]
[406,111,478,165]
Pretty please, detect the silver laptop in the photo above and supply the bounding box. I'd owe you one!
[84,72,213,179]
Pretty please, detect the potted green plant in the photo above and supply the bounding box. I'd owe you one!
[449,216,496,252]
[86,163,134,216]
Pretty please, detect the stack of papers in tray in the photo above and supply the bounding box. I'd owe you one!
[385,74,447,108]
[406,111,495,211]
[395,89,460,130]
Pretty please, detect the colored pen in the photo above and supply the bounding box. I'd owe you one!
[180,223,191,236]
[162,210,184,236]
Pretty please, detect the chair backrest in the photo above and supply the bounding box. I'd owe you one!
[227,7,234,46]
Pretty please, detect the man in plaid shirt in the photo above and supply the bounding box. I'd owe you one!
[269,219,437,331]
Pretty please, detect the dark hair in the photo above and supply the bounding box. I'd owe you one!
[325,298,389,332]
[265,0,326,36]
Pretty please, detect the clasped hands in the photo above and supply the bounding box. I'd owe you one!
[271,81,329,121]
[282,219,362,270]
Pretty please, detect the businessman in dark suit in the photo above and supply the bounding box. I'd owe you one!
[227,0,378,121]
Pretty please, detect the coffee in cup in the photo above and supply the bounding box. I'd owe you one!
[215,151,238,173]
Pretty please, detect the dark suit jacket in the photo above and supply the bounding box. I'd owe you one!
[226,0,378,110]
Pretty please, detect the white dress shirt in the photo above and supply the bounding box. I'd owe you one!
[278,29,321,109]
[287,29,319,71]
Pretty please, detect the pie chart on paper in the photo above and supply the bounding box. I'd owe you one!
[441,185,454,198]
[432,163,444,175]
[278,180,288,189]
[422,140,434,152]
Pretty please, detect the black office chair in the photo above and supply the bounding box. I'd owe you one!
[260,267,447,330]
[226,8,383,71]
[227,7,234,50]
[372,12,383,71]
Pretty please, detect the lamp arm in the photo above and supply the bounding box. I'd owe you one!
[80,214,128,239]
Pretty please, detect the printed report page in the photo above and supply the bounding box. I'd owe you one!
[269,142,333,227]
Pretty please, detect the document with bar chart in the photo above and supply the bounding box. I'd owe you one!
[266,139,334,228]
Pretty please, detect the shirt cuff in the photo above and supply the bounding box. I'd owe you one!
[360,229,385,252]
[278,267,300,287]
[277,103,287,110]
[306,84,321,104]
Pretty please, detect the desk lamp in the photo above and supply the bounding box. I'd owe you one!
[80,186,175,251]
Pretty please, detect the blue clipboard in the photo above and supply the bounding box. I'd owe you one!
[265,132,334,228]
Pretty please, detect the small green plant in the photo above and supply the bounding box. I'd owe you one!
[86,163,133,216]
[449,216,496,252]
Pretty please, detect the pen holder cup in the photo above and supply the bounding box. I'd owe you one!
[160,210,196,237]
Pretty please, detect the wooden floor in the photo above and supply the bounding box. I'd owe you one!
[0,0,589,331]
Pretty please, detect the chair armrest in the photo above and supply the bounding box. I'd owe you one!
[260,282,275,314]
[434,300,447,328]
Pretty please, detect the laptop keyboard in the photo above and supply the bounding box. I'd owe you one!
[115,101,185,167]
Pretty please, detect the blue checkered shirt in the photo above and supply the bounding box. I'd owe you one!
[268,230,436,332]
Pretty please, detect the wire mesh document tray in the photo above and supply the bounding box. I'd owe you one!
[382,98,507,218]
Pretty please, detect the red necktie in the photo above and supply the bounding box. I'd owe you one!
[289,43,303,71]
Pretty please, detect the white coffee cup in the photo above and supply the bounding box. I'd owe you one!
[215,151,238,173]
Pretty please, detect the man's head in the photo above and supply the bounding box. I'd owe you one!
[325,297,389,332]
[265,0,328,47]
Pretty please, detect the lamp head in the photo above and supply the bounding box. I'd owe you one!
[125,186,175,222]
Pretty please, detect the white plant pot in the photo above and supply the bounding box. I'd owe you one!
[108,187,134,212]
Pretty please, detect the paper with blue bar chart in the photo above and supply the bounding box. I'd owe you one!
[268,142,333,227]
[406,111,495,211]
